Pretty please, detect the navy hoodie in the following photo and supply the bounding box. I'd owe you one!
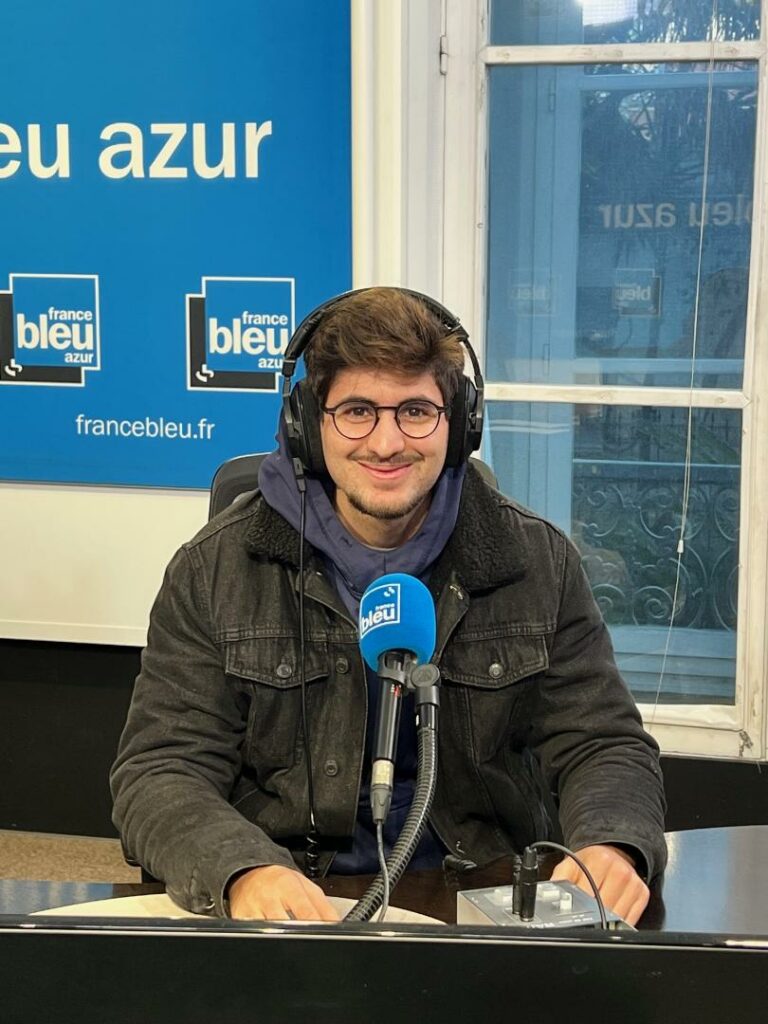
[258,424,466,871]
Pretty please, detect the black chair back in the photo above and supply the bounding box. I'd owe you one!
[209,453,268,520]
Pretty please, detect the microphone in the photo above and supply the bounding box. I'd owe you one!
[358,573,436,825]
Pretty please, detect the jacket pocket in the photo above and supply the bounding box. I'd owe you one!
[223,635,329,687]
[222,636,330,772]
[440,635,549,762]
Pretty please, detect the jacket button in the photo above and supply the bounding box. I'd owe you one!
[324,759,339,777]
[276,663,293,679]
[488,662,504,679]
[335,657,350,674]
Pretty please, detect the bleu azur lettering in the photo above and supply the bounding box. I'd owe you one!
[361,604,397,633]
[208,319,290,356]
[598,195,752,229]
[615,284,654,303]
[17,309,95,353]
[0,122,273,180]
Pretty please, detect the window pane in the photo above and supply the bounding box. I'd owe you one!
[490,0,760,45]
[485,401,740,703]
[486,63,756,387]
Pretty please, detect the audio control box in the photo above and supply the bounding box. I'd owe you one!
[456,880,632,930]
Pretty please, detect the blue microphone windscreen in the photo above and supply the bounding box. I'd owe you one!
[359,573,436,670]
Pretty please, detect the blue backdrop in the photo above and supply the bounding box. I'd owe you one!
[0,0,351,487]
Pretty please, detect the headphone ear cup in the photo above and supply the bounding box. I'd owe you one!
[464,377,482,458]
[444,378,468,468]
[288,380,326,476]
[445,376,476,468]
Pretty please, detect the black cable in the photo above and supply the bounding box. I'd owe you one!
[296,482,320,878]
[529,841,608,929]
[345,725,437,921]
[375,822,390,923]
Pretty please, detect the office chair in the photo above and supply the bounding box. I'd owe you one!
[208,452,269,520]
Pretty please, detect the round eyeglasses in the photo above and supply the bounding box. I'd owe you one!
[321,399,447,440]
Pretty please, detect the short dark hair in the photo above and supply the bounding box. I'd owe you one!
[304,288,466,406]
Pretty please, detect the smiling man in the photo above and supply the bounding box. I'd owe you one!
[320,368,449,543]
[111,287,666,926]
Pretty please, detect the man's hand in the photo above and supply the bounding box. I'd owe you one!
[549,844,649,926]
[227,865,340,922]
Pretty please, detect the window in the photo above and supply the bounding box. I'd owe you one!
[443,0,767,757]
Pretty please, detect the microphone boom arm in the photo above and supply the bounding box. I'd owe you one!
[345,663,441,923]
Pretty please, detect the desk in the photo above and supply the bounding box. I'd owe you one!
[325,825,768,933]
[1,826,767,933]
[1,828,767,1024]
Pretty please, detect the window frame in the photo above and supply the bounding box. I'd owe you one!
[441,0,768,759]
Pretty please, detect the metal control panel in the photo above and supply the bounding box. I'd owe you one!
[456,880,632,929]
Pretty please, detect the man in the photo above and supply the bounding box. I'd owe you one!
[111,287,666,925]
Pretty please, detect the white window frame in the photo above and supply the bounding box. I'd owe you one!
[439,0,768,759]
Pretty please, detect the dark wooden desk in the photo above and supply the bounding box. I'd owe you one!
[2,826,767,934]
[284,824,768,933]
[2,828,767,1024]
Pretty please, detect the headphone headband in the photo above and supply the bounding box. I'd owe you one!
[281,286,484,476]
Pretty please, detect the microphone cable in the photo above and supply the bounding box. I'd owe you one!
[375,822,390,922]
[528,841,608,929]
[345,718,438,921]
[294,464,320,878]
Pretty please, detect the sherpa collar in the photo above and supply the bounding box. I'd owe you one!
[243,462,527,593]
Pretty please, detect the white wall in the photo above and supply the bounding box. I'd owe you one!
[0,484,209,645]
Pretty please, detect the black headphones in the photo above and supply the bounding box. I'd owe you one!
[281,286,485,476]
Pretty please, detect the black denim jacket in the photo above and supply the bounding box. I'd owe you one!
[110,465,667,915]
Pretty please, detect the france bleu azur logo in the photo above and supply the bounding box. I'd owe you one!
[186,276,294,391]
[0,274,100,386]
[360,583,401,638]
